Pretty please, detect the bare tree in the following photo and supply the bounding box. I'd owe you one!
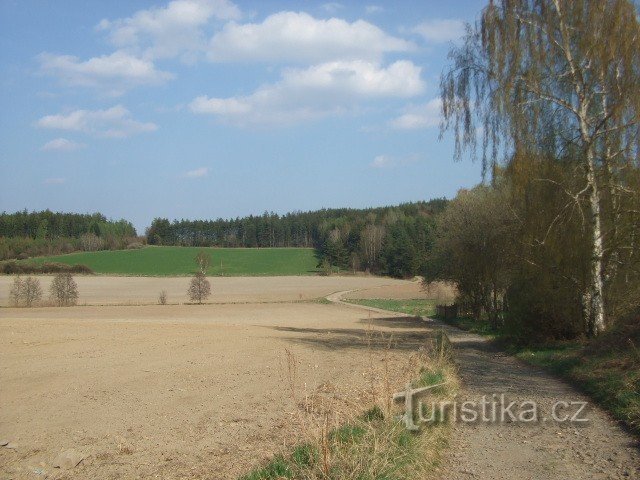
[440,0,640,335]
[23,277,43,307]
[188,272,211,304]
[158,290,168,305]
[9,276,23,306]
[195,250,211,274]
[361,224,385,271]
[50,272,79,306]
[10,276,42,307]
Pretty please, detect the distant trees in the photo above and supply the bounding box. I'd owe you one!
[50,272,79,306]
[440,0,640,336]
[10,276,43,307]
[361,224,385,271]
[145,200,447,279]
[0,210,138,260]
[188,273,211,304]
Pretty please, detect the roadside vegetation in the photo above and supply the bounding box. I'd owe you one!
[240,332,458,480]
[429,0,640,341]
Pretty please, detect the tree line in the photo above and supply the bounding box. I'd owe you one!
[0,210,137,260]
[146,200,448,277]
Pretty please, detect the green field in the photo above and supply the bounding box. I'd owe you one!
[23,246,320,276]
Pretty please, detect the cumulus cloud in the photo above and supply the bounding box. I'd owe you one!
[38,51,173,96]
[411,19,466,43]
[36,105,158,138]
[97,0,241,61]
[190,60,424,126]
[41,138,85,152]
[389,98,442,130]
[184,167,209,178]
[43,177,66,185]
[208,11,414,63]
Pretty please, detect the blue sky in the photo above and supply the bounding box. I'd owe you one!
[0,0,486,233]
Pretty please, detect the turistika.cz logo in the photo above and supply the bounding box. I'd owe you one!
[393,383,589,431]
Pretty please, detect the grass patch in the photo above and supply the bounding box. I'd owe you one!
[436,315,498,338]
[347,298,437,317]
[21,246,320,276]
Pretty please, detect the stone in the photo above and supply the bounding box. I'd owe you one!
[52,449,84,470]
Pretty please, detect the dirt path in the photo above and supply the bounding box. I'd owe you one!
[333,291,640,480]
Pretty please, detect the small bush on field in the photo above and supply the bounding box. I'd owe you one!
[158,290,168,305]
[50,272,79,306]
[188,272,211,304]
[127,242,144,250]
[9,275,42,307]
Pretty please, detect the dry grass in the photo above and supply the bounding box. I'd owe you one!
[421,281,458,306]
[241,328,459,480]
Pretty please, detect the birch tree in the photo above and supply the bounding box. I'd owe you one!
[440,0,640,336]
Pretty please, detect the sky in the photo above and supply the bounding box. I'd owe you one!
[0,0,487,234]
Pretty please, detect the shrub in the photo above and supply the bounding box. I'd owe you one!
[0,261,93,275]
[9,275,42,307]
[158,290,168,305]
[50,272,79,306]
[188,272,211,304]
[9,276,23,306]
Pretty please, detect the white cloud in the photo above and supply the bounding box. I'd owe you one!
[370,153,421,169]
[43,177,66,184]
[208,11,414,63]
[36,105,158,138]
[365,5,384,14]
[371,155,392,168]
[389,98,442,130]
[190,60,424,126]
[184,167,209,178]
[411,19,465,43]
[41,138,85,152]
[97,0,241,61]
[38,51,173,96]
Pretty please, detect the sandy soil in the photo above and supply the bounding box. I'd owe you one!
[0,277,426,479]
[0,275,411,306]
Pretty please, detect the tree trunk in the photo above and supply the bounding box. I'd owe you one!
[585,149,606,336]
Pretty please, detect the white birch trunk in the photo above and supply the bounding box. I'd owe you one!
[585,148,606,336]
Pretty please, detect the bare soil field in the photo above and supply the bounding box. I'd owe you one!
[2,278,638,479]
[0,277,426,479]
[0,275,411,307]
